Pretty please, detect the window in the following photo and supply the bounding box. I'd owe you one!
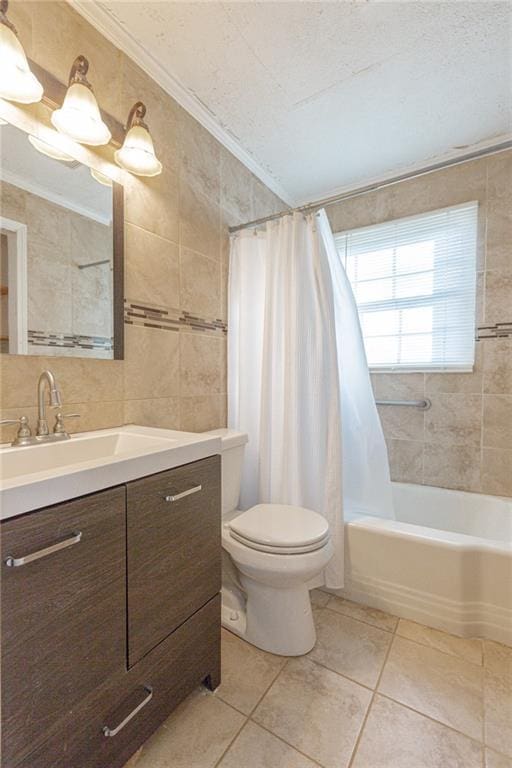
[334,202,478,371]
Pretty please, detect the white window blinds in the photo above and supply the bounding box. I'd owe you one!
[334,202,478,371]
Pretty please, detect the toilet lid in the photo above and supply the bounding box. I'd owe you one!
[228,504,329,550]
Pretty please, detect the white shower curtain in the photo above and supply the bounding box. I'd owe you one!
[228,210,393,590]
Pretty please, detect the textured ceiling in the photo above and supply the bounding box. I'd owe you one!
[78,1,511,205]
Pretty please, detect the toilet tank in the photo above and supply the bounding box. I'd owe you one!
[207,428,248,515]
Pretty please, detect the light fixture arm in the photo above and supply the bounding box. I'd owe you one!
[68,55,92,89]
[0,0,17,34]
[126,101,148,131]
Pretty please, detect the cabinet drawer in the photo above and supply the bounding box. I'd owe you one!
[127,455,221,665]
[1,487,126,767]
[17,595,221,768]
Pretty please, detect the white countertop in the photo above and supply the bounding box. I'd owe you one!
[0,425,221,520]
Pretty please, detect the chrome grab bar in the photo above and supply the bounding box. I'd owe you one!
[375,398,431,410]
[102,686,153,737]
[5,531,82,567]
[163,485,202,502]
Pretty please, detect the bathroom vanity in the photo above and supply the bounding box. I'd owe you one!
[0,427,222,768]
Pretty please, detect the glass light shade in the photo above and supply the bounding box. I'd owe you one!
[115,124,162,177]
[28,134,75,163]
[51,82,111,146]
[0,22,43,104]
[90,167,113,187]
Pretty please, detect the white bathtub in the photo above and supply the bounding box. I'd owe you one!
[339,483,512,646]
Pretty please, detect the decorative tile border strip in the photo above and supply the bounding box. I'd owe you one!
[124,300,227,336]
[28,330,113,351]
[476,322,512,340]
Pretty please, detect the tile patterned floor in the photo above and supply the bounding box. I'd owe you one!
[125,592,512,768]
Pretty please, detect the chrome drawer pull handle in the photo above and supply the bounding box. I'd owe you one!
[163,484,202,502]
[102,686,153,737]
[5,531,82,567]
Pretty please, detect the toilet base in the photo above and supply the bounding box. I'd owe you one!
[221,577,316,656]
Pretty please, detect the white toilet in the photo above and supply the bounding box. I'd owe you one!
[208,428,333,656]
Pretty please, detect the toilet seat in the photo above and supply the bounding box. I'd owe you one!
[227,503,330,555]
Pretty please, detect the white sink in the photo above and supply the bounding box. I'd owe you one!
[0,425,221,520]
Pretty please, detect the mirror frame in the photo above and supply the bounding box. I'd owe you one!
[2,59,126,360]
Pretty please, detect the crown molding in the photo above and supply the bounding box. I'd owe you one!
[68,0,295,207]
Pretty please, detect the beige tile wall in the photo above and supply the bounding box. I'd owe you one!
[0,1,285,442]
[326,151,512,497]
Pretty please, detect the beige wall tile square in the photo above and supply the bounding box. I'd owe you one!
[218,721,317,768]
[486,750,512,768]
[253,656,371,768]
[180,182,220,262]
[377,404,424,441]
[128,688,245,768]
[125,225,180,309]
[180,248,221,319]
[387,438,424,484]
[308,608,392,688]
[424,442,481,492]
[326,191,380,234]
[483,340,512,395]
[352,694,483,768]
[326,597,398,632]
[379,636,483,740]
[371,372,425,400]
[124,170,179,245]
[425,394,482,446]
[216,629,286,715]
[485,270,512,326]
[179,394,226,432]
[483,395,512,449]
[220,150,253,227]
[180,112,220,205]
[180,334,223,396]
[481,448,512,497]
[396,620,483,665]
[124,325,179,400]
[251,176,285,220]
[124,397,180,430]
[425,346,483,394]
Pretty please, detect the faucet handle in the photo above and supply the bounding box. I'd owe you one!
[53,412,81,434]
[1,416,32,445]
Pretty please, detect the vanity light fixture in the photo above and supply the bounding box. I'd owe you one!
[90,167,113,187]
[115,101,162,177]
[28,134,75,163]
[51,55,111,146]
[0,0,43,104]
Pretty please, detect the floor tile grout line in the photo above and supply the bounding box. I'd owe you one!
[247,718,325,767]
[211,707,250,768]
[346,624,396,768]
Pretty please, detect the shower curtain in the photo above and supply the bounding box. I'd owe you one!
[228,210,393,589]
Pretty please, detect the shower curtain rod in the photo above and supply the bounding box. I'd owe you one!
[229,139,512,234]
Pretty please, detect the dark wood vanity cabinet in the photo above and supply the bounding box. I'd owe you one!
[1,456,221,768]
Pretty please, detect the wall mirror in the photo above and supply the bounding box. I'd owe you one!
[0,121,124,359]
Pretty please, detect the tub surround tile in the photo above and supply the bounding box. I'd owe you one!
[425,348,483,395]
[484,270,512,327]
[371,372,425,401]
[386,439,424,484]
[216,629,287,716]
[377,404,424,441]
[423,442,481,492]
[483,395,512,449]
[125,688,245,768]
[180,334,224,396]
[379,636,484,740]
[253,656,371,768]
[396,620,483,666]
[351,694,483,768]
[425,394,482,447]
[483,340,512,394]
[481,448,512,496]
[218,722,318,768]
[308,608,392,688]
[326,597,398,633]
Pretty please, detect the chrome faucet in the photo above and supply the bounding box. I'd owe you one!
[37,369,62,436]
